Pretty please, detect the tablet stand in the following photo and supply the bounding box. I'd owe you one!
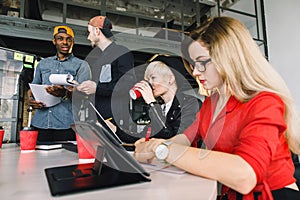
[45,145,151,196]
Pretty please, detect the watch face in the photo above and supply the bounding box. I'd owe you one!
[155,144,169,160]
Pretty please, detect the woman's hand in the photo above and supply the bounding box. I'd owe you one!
[134,138,165,163]
[134,80,156,104]
[105,119,117,133]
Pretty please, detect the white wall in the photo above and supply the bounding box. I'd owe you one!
[265,0,300,114]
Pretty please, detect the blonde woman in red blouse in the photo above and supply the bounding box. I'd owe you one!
[134,16,300,200]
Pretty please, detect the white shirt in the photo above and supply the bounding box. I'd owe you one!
[161,100,173,116]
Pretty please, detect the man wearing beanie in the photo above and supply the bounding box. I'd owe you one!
[77,15,136,135]
[27,25,91,142]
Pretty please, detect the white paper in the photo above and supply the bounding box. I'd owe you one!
[49,74,77,86]
[29,83,61,107]
[35,144,62,150]
[141,158,186,174]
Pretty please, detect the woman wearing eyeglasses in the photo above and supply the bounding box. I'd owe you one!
[134,16,300,200]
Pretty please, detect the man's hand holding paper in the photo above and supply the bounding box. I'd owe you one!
[29,84,61,108]
[48,73,80,99]
[49,74,78,86]
[45,85,66,97]
[27,92,46,109]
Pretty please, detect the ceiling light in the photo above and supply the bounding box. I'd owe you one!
[116,7,127,12]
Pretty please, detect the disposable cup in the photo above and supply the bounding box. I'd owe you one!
[20,130,38,152]
[129,86,142,100]
[76,133,95,163]
[129,81,152,100]
[0,129,4,148]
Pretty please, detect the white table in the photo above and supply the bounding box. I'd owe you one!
[0,144,217,200]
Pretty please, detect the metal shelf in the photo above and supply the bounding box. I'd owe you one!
[216,0,268,58]
[0,118,17,122]
[0,47,36,142]
[0,0,216,55]
[0,15,183,55]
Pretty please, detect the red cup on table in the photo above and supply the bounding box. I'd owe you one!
[76,133,95,163]
[0,127,5,148]
[19,129,38,152]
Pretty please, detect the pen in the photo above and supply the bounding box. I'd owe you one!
[145,127,151,142]
[106,117,112,121]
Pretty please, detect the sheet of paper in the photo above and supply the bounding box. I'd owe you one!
[141,158,186,174]
[35,143,63,150]
[29,83,61,107]
[49,74,77,86]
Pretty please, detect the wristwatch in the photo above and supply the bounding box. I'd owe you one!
[155,141,173,160]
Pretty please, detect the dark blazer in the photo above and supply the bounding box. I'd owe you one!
[116,89,202,143]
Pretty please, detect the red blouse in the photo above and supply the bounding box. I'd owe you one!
[184,92,295,200]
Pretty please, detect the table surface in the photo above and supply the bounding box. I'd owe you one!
[0,144,217,200]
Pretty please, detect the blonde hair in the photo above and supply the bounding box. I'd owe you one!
[183,16,300,154]
[144,61,176,85]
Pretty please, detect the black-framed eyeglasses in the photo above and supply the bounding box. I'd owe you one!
[191,58,211,72]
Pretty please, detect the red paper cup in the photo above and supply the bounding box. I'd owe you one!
[20,130,38,152]
[0,129,4,148]
[129,86,142,100]
[76,133,94,162]
[129,81,152,100]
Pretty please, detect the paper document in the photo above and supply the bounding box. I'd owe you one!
[36,143,63,150]
[35,141,76,150]
[141,158,186,174]
[29,83,61,107]
[49,74,77,86]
